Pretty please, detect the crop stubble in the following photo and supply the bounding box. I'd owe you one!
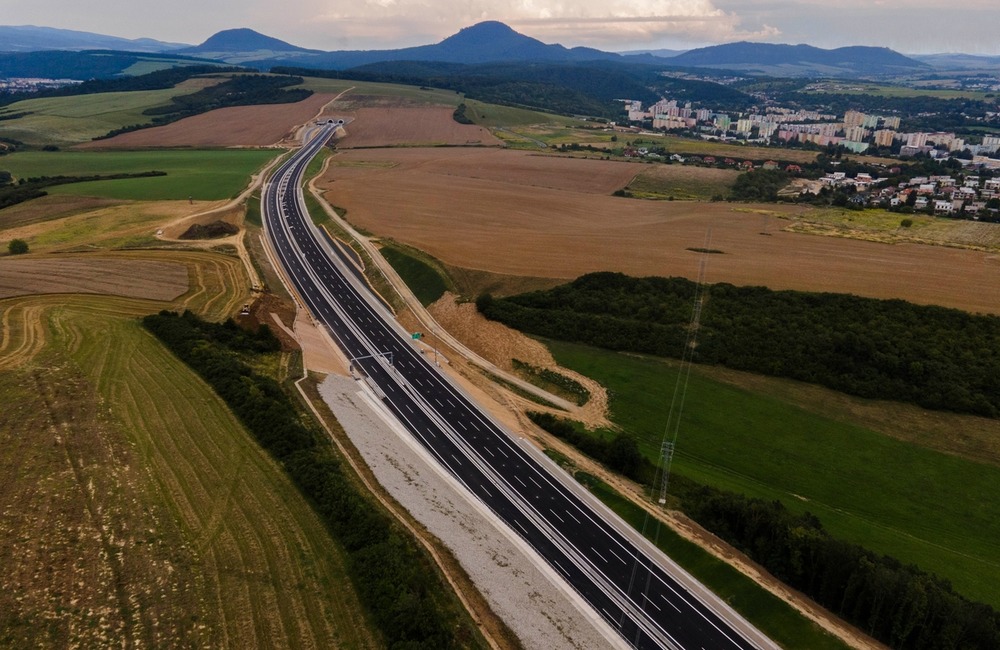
[321,147,1000,315]
[335,105,502,148]
[0,297,377,648]
[79,93,339,149]
[0,257,188,301]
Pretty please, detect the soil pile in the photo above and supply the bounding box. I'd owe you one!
[179,220,239,240]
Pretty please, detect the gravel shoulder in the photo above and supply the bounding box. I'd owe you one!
[318,375,623,650]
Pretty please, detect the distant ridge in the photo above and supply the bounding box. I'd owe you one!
[670,42,928,76]
[0,25,186,53]
[910,52,1000,70]
[0,21,942,79]
[618,48,687,59]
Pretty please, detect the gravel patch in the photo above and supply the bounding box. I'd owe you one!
[318,374,622,650]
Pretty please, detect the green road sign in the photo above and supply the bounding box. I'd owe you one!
[411,332,423,339]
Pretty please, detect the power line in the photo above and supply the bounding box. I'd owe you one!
[655,248,709,505]
[626,231,713,641]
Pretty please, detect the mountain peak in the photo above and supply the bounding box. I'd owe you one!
[190,28,308,53]
[439,21,527,47]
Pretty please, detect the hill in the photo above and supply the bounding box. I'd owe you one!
[406,21,614,64]
[911,52,1000,70]
[240,21,622,69]
[0,50,226,81]
[179,27,316,56]
[671,41,929,77]
[0,25,186,53]
[619,48,687,59]
[2,22,937,81]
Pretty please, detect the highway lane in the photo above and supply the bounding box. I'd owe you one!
[262,123,774,650]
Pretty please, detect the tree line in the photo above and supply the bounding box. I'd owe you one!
[142,311,468,648]
[0,171,166,210]
[675,482,1000,649]
[0,64,244,108]
[527,411,647,481]
[529,407,1000,649]
[478,272,1000,418]
[759,88,998,123]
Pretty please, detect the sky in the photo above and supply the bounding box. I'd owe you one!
[3,0,1000,55]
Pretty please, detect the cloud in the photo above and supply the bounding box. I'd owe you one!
[309,0,780,49]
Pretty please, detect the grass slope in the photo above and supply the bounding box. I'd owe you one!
[461,99,581,128]
[380,244,448,306]
[2,149,276,201]
[547,340,1000,608]
[0,295,379,647]
[299,77,465,105]
[627,165,740,201]
[0,79,215,146]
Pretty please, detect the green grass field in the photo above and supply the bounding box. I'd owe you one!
[0,80,210,146]
[380,244,449,306]
[461,99,582,128]
[627,165,740,201]
[2,149,277,200]
[299,77,465,106]
[808,81,990,100]
[575,473,850,650]
[784,206,1000,250]
[547,340,1000,608]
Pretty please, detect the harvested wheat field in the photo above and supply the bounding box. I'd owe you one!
[0,298,376,648]
[335,106,501,148]
[79,93,337,149]
[0,195,122,231]
[0,256,188,300]
[321,147,1000,315]
[326,147,639,194]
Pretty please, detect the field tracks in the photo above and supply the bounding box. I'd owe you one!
[0,300,47,370]
[35,368,138,647]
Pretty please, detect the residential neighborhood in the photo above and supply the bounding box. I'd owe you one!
[621,98,1000,167]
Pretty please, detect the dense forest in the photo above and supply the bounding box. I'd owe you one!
[477,272,1000,418]
[274,60,755,119]
[274,62,634,118]
[728,168,790,201]
[143,311,469,648]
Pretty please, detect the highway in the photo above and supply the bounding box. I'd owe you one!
[262,123,774,650]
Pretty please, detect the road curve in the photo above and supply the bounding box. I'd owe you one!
[262,123,777,650]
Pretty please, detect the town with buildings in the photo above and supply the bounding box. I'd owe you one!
[620,98,1000,218]
[0,77,82,92]
[624,99,1000,163]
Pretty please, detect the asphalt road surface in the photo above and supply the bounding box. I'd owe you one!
[262,123,775,650]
